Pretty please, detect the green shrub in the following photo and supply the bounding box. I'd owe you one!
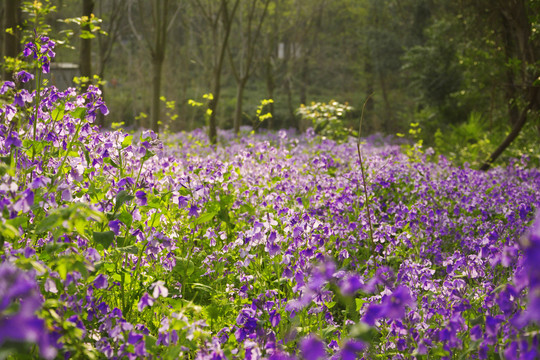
[296,100,354,142]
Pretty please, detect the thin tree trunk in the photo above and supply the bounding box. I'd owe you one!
[208,0,240,145]
[479,87,538,170]
[151,57,163,133]
[80,0,95,91]
[365,52,375,130]
[208,81,220,144]
[265,59,275,129]
[501,14,520,127]
[299,55,308,105]
[285,76,298,130]
[379,71,393,131]
[233,78,246,134]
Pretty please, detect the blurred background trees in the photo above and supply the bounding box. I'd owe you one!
[1,0,539,166]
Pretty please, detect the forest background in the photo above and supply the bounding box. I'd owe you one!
[1,0,539,169]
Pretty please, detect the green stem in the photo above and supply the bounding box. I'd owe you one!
[357,143,374,252]
[134,160,145,189]
[31,71,42,163]
[47,120,84,192]
[357,94,375,253]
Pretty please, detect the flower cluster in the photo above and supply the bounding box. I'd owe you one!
[23,35,56,73]
[0,263,56,359]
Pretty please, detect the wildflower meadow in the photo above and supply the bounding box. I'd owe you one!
[1,35,540,360]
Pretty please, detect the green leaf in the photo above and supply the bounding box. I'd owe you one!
[142,150,155,162]
[0,222,19,240]
[194,212,216,225]
[149,212,161,227]
[191,283,214,293]
[52,105,65,121]
[71,107,87,120]
[36,214,61,233]
[164,345,183,360]
[104,157,119,168]
[173,257,195,277]
[54,257,90,280]
[117,245,139,255]
[355,298,369,311]
[115,190,134,212]
[145,335,158,354]
[121,135,133,148]
[118,210,133,228]
[80,31,96,39]
[79,143,91,166]
[93,231,115,249]
[326,301,336,309]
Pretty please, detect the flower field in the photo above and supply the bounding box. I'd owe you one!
[1,37,540,360]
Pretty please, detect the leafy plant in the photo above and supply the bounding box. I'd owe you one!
[296,100,354,142]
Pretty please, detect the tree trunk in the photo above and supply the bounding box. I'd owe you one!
[479,87,538,171]
[265,59,275,129]
[80,0,95,91]
[285,76,298,130]
[207,0,240,145]
[379,71,393,132]
[151,57,163,133]
[299,55,308,105]
[233,78,247,134]
[208,84,220,144]
[3,0,21,81]
[500,14,520,127]
[479,0,539,170]
[364,51,375,131]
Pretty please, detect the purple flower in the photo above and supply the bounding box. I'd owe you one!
[138,292,154,312]
[0,81,15,94]
[118,177,135,188]
[267,352,296,360]
[13,189,34,213]
[269,310,281,328]
[485,315,502,336]
[3,104,17,121]
[363,286,415,325]
[93,274,108,289]
[341,339,366,360]
[23,42,36,57]
[13,93,25,107]
[5,131,22,148]
[0,263,56,359]
[135,190,147,206]
[300,336,326,360]
[519,213,540,324]
[177,195,188,208]
[151,280,168,298]
[128,332,143,344]
[188,204,199,217]
[40,57,50,73]
[470,325,482,341]
[339,274,363,296]
[44,279,58,294]
[109,220,121,235]
[15,70,34,83]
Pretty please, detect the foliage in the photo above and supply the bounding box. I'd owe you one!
[61,13,106,40]
[1,39,540,358]
[296,100,354,142]
[249,98,274,131]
